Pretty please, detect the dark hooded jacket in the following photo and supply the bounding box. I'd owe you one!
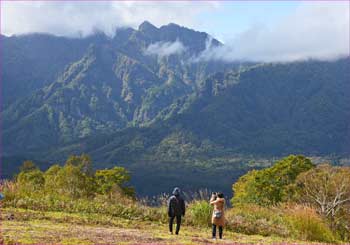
[167,187,186,217]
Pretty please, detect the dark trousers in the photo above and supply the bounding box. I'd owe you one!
[169,215,182,234]
[212,224,223,239]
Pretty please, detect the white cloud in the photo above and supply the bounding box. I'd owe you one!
[145,40,186,57]
[1,1,217,37]
[1,1,348,62]
[197,2,350,62]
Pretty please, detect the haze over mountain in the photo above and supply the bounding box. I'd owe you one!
[2,21,349,195]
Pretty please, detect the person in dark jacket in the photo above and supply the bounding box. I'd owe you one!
[167,187,185,235]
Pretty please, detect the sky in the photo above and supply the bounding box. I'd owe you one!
[1,1,349,62]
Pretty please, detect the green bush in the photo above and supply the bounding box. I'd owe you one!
[225,204,337,243]
[285,206,336,243]
[140,205,168,223]
[226,204,289,237]
[232,155,314,206]
[17,169,45,195]
[2,155,347,243]
[186,200,212,227]
[333,206,350,242]
[1,155,145,221]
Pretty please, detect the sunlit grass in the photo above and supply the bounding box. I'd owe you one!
[1,208,332,245]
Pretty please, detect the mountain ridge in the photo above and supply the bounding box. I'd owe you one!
[3,21,236,154]
[2,21,350,195]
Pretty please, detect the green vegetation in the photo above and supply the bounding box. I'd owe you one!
[3,20,350,204]
[296,164,350,240]
[3,21,350,244]
[1,208,316,245]
[226,204,336,243]
[3,155,137,216]
[186,200,212,227]
[1,154,349,244]
[231,155,350,243]
[3,23,228,154]
[232,155,314,206]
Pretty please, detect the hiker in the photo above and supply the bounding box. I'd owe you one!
[167,187,185,235]
[210,192,225,240]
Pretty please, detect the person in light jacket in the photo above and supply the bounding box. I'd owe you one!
[210,192,225,239]
[167,187,186,235]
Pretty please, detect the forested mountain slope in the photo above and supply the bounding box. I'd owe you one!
[2,21,349,195]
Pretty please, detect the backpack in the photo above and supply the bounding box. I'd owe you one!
[214,210,222,219]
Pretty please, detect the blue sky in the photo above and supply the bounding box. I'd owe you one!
[197,1,300,40]
[0,1,328,39]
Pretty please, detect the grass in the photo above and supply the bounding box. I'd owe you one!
[0,207,335,245]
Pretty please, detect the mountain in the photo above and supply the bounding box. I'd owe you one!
[8,58,350,195]
[3,22,237,154]
[2,33,101,108]
[178,58,350,156]
[2,22,226,111]
[14,57,349,158]
[2,21,350,196]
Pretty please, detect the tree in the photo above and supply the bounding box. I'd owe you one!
[17,161,44,195]
[232,155,314,206]
[65,154,93,176]
[44,164,62,194]
[231,169,260,205]
[17,169,45,195]
[95,167,134,198]
[19,160,38,173]
[296,164,350,230]
[56,163,95,199]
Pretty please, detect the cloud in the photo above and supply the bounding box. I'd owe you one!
[2,1,348,62]
[196,2,350,62]
[145,40,186,57]
[1,1,217,37]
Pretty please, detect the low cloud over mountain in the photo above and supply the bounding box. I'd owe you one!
[145,40,186,58]
[3,2,348,62]
[196,3,349,62]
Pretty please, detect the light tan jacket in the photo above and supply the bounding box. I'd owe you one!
[210,196,225,227]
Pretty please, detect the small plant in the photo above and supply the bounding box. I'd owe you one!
[186,200,212,227]
[225,204,289,237]
[285,205,337,243]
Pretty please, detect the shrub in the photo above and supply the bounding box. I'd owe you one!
[295,164,350,232]
[1,155,142,221]
[186,200,212,227]
[333,204,350,242]
[17,169,45,195]
[285,205,336,243]
[225,204,289,237]
[232,155,314,206]
[140,205,168,223]
[95,167,135,197]
[226,203,337,243]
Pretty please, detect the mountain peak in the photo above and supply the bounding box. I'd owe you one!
[138,21,158,33]
[165,23,181,28]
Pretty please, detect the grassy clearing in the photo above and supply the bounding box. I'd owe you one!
[2,156,347,244]
[0,208,332,245]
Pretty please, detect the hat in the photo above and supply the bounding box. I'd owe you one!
[172,187,181,196]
